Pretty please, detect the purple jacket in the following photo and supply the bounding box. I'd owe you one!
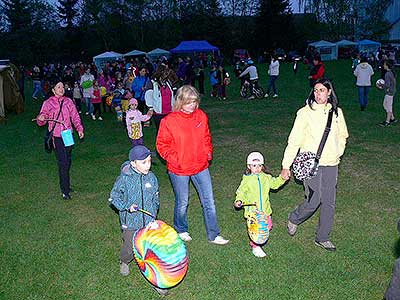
[125,109,151,139]
[37,96,84,137]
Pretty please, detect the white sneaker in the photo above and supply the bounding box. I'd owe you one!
[252,246,267,258]
[273,94,278,98]
[264,93,269,98]
[98,116,103,121]
[91,114,96,120]
[178,232,192,242]
[209,235,229,245]
[120,262,130,276]
[85,112,89,115]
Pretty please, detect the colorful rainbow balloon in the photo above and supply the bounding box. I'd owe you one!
[133,220,189,289]
[247,210,269,245]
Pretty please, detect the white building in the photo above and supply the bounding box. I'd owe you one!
[385,0,400,41]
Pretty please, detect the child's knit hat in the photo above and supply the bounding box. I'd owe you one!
[247,152,264,164]
[129,98,138,106]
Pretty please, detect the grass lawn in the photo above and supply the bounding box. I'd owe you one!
[1,60,399,300]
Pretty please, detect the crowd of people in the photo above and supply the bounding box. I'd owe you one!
[31,48,398,297]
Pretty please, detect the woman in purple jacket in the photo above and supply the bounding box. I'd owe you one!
[36,81,84,200]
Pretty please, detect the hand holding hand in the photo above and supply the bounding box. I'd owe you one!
[234,200,242,209]
[280,169,291,181]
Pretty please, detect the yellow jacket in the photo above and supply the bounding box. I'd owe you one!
[235,172,285,217]
[282,103,349,169]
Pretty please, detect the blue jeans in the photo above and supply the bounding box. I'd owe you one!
[357,86,370,108]
[32,80,43,99]
[168,168,221,241]
[267,75,278,95]
[84,97,93,114]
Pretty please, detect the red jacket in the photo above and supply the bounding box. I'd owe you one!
[156,109,212,175]
[310,62,325,81]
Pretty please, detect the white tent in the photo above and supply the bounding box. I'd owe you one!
[335,40,357,58]
[309,40,338,61]
[93,51,123,69]
[146,48,171,61]
[124,50,146,57]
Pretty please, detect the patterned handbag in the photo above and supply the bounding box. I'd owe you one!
[292,109,333,181]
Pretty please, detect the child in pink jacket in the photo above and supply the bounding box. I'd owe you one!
[126,98,152,146]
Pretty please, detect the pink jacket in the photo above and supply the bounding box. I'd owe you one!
[37,96,84,137]
[125,109,151,139]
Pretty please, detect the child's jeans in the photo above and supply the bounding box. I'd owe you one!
[84,97,93,114]
[120,229,135,264]
[249,215,272,248]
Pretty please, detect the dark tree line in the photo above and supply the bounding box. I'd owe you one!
[0,0,390,65]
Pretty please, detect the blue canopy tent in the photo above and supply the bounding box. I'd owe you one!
[146,48,171,62]
[308,40,338,61]
[124,50,147,57]
[93,51,123,70]
[357,39,381,55]
[170,40,219,54]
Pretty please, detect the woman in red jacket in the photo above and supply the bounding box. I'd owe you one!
[156,85,229,245]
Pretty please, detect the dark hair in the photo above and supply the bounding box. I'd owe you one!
[307,78,339,116]
[360,56,368,63]
[244,164,269,175]
[384,59,393,70]
[313,54,321,62]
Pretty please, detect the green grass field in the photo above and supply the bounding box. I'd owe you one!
[1,60,399,300]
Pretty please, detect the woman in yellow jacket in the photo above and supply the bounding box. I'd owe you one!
[234,152,287,257]
[281,78,349,251]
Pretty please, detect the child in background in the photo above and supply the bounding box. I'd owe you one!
[112,82,125,122]
[234,152,287,257]
[108,146,167,296]
[126,98,153,146]
[379,60,397,127]
[121,89,133,122]
[73,81,82,113]
[91,80,103,121]
[209,65,218,97]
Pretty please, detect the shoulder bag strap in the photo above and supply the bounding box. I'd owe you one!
[49,99,65,133]
[315,109,334,162]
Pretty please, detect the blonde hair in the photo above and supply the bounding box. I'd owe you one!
[173,85,200,111]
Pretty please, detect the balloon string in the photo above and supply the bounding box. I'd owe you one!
[32,118,65,125]
[137,209,156,219]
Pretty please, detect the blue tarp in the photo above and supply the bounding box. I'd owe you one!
[170,40,219,54]
[357,39,381,54]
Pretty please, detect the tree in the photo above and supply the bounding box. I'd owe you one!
[0,0,32,32]
[256,0,293,51]
[57,0,79,29]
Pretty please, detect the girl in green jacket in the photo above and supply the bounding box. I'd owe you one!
[234,152,287,257]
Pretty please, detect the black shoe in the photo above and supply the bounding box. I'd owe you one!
[360,106,365,111]
[379,121,391,127]
[390,118,398,124]
[62,193,71,200]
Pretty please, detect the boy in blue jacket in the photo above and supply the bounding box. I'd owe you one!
[109,145,159,277]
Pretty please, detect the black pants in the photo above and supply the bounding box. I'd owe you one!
[120,229,135,264]
[153,114,167,132]
[54,137,72,195]
[93,103,102,117]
